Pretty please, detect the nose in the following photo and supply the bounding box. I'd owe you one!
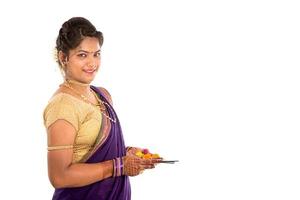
[87,55,100,68]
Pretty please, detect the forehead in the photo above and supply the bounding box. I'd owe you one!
[74,37,100,51]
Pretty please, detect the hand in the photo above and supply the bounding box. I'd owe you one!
[122,155,144,176]
[140,157,162,169]
[126,146,143,156]
[122,155,160,176]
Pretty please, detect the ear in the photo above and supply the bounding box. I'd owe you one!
[58,51,68,66]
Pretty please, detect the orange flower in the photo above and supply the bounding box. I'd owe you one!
[143,153,152,159]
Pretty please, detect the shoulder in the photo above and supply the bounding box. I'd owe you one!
[43,93,80,131]
[96,87,113,105]
[47,93,78,108]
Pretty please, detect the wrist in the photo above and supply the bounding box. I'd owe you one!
[105,160,114,178]
[112,157,124,177]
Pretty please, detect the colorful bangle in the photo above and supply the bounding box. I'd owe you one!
[120,157,124,176]
[113,157,124,177]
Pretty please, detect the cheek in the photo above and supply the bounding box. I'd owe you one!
[96,57,101,64]
[95,59,101,67]
[66,62,83,74]
[70,59,85,68]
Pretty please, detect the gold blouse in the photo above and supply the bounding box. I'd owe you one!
[43,93,104,163]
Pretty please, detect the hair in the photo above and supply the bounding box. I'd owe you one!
[55,17,103,68]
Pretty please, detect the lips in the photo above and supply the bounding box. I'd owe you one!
[83,69,96,74]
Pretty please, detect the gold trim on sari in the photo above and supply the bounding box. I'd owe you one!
[80,107,112,162]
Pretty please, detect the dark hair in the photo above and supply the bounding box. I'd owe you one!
[55,17,103,66]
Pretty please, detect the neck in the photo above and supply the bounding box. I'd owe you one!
[66,79,90,86]
[64,79,91,93]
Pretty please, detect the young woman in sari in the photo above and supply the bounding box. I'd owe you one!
[43,17,160,200]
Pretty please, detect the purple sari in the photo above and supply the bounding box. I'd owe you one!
[52,86,131,200]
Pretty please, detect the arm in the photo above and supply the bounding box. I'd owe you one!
[47,120,153,189]
[47,119,113,188]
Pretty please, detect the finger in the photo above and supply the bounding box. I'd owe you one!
[140,164,155,169]
[140,159,153,165]
[152,158,163,162]
[141,158,162,165]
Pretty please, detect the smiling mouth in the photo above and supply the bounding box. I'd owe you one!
[83,69,96,73]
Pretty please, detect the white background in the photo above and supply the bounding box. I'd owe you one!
[0,0,299,199]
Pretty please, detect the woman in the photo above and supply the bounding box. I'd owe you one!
[43,17,160,200]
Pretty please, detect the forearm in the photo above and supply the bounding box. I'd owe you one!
[50,160,113,188]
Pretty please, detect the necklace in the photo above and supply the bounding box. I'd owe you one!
[61,82,117,123]
[66,79,90,86]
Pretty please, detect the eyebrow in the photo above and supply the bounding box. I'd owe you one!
[77,49,101,54]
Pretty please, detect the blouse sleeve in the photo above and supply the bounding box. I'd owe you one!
[43,96,79,131]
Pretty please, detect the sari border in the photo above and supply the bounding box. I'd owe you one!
[80,86,113,162]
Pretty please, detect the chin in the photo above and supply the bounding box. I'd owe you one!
[83,79,93,84]
[84,72,97,82]
[85,77,96,84]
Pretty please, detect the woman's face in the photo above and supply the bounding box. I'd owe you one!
[63,37,101,84]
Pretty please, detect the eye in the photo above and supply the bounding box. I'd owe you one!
[77,53,87,58]
[94,52,101,57]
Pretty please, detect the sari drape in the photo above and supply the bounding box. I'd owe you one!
[52,86,131,200]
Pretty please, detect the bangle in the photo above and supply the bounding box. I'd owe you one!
[117,157,121,177]
[113,157,124,177]
[120,157,124,176]
[112,159,116,177]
